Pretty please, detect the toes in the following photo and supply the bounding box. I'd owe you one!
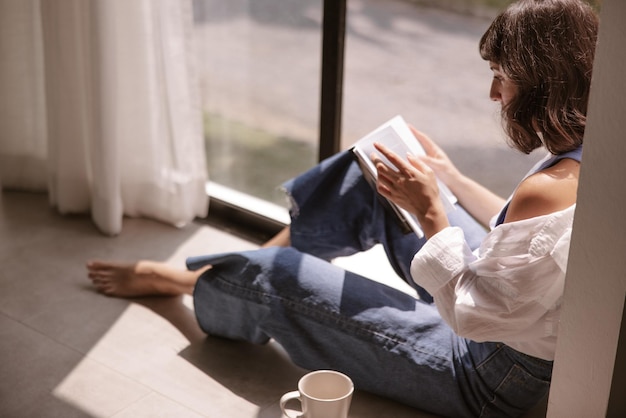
[86,260,107,270]
[92,281,114,296]
[88,271,106,279]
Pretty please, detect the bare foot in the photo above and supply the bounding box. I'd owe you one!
[86,260,207,297]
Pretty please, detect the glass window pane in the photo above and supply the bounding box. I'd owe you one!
[192,0,321,207]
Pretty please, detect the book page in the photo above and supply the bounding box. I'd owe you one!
[353,115,457,213]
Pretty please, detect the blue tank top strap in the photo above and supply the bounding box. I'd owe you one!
[494,145,583,226]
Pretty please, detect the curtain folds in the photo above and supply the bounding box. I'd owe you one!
[0,0,208,235]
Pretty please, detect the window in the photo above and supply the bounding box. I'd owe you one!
[192,0,322,210]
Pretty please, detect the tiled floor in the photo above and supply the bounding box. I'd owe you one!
[0,191,438,418]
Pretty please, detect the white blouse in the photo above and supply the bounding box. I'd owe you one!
[410,204,575,361]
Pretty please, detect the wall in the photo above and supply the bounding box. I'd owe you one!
[548,0,626,416]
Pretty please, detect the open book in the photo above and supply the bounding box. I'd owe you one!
[351,115,457,238]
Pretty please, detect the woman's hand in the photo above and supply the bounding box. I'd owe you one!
[408,126,460,188]
[372,142,450,238]
[408,125,506,226]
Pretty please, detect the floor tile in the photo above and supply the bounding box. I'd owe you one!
[111,393,204,418]
[52,357,152,417]
[0,313,145,418]
[83,302,260,417]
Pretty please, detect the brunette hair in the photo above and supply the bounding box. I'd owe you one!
[479,0,599,154]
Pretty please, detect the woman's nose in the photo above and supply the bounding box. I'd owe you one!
[489,82,501,102]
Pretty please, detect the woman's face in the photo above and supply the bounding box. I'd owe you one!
[489,62,517,106]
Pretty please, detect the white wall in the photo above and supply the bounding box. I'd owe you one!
[548,1,626,416]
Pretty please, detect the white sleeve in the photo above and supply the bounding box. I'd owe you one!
[410,207,574,342]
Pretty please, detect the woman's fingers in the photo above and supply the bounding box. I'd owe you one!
[409,125,439,157]
[372,142,416,175]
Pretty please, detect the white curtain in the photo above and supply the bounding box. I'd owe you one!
[0,0,208,235]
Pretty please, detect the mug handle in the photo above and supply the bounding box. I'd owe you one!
[279,390,302,418]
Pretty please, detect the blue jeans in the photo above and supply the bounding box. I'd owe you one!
[188,151,552,417]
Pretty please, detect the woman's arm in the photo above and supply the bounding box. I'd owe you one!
[411,206,575,343]
[443,173,506,227]
[410,157,579,343]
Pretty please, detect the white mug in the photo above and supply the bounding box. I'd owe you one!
[279,370,354,418]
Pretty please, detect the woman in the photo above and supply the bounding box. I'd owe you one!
[87,1,598,416]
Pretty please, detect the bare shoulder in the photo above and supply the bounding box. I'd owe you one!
[504,158,580,223]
